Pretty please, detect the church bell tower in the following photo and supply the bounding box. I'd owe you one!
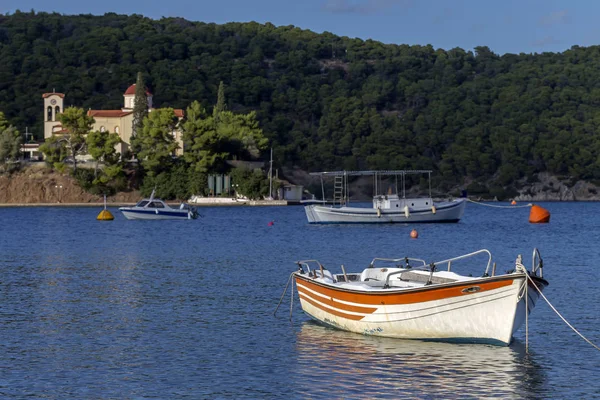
[42,92,65,139]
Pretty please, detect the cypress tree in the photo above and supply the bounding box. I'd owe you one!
[214,81,226,118]
[131,72,149,155]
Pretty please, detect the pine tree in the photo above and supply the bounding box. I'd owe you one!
[131,72,149,155]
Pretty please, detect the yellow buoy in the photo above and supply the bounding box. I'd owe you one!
[410,229,418,239]
[97,209,114,221]
[97,194,114,221]
[431,205,436,214]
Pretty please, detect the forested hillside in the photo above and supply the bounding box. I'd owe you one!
[1,11,600,197]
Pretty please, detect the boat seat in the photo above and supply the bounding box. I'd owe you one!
[360,268,387,282]
[313,269,335,283]
[396,271,457,285]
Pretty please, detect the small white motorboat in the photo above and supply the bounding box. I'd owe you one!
[119,190,198,220]
[292,249,548,345]
[304,170,466,224]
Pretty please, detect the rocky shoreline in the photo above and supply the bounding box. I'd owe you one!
[0,164,141,205]
[2,166,600,205]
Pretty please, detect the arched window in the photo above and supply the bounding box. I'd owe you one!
[114,126,120,134]
[55,106,60,119]
[47,106,52,121]
[100,126,106,132]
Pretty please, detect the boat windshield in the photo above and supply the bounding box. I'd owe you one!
[136,200,149,207]
[148,201,165,208]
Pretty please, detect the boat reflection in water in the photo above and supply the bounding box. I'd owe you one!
[293,322,547,399]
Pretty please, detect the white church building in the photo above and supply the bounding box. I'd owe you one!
[43,84,184,157]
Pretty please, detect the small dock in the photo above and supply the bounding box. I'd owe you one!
[189,197,296,206]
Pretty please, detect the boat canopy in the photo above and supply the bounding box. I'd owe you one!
[309,170,432,177]
[309,170,433,205]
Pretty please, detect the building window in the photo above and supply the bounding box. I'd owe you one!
[47,106,52,121]
[114,126,120,134]
[55,106,60,119]
[100,126,106,132]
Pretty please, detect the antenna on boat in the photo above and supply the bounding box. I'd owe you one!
[149,187,156,202]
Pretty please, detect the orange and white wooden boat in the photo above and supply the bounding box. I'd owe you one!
[293,249,548,346]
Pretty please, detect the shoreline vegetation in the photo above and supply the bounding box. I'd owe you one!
[2,163,600,206]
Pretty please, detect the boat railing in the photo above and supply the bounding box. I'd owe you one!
[430,249,493,276]
[532,248,543,278]
[368,257,427,269]
[296,259,325,276]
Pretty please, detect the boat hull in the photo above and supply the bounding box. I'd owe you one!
[304,199,466,224]
[294,273,546,345]
[119,208,192,220]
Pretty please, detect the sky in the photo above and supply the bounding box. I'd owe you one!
[2,0,599,55]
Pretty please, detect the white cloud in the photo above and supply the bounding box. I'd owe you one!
[539,10,569,26]
[322,0,413,15]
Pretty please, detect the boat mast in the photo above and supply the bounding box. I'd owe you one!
[268,147,273,199]
[428,171,432,198]
[320,175,325,202]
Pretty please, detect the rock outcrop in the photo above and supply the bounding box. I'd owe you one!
[0,164,140,204]
[514,172,600,201]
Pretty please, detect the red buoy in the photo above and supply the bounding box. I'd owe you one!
[410,229,418,239]
[529,205,550,223]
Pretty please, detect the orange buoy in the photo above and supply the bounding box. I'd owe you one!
[529,204,550,223]
[511,200,517,205]
[410,229,418,239]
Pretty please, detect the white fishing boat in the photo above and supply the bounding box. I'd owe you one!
[304,170,466,224]
[292,249,548,345]
[119,190,198,220]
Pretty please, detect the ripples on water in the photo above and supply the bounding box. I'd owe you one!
[0,203,599,398]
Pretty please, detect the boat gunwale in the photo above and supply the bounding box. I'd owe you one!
[293,271,548,297]
[309,199,465,215]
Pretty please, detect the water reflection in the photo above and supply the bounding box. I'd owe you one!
[293,322,547,399]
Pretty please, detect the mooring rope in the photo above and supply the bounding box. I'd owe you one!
[290,278,295,321]
[527,274,600,352]
[467,199,533,209]
[274,272,295,318]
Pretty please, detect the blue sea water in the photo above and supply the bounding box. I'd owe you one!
[0,202,599,399]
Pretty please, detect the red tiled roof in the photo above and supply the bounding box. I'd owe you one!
[88,110,133,118]
[42,93,65,98]
[87,109,182,118]
[124,84,152,96]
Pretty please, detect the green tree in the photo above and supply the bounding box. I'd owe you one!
[0,112,9,131]
[39,136,68,167]
[56,106,95,171]
[131,72,149,153]
[183,101,268,175]
[230,167,269,199]
[136,108,179,177]
[0,125,22,172]
[215,81,226,115]
[86,130,122,178]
